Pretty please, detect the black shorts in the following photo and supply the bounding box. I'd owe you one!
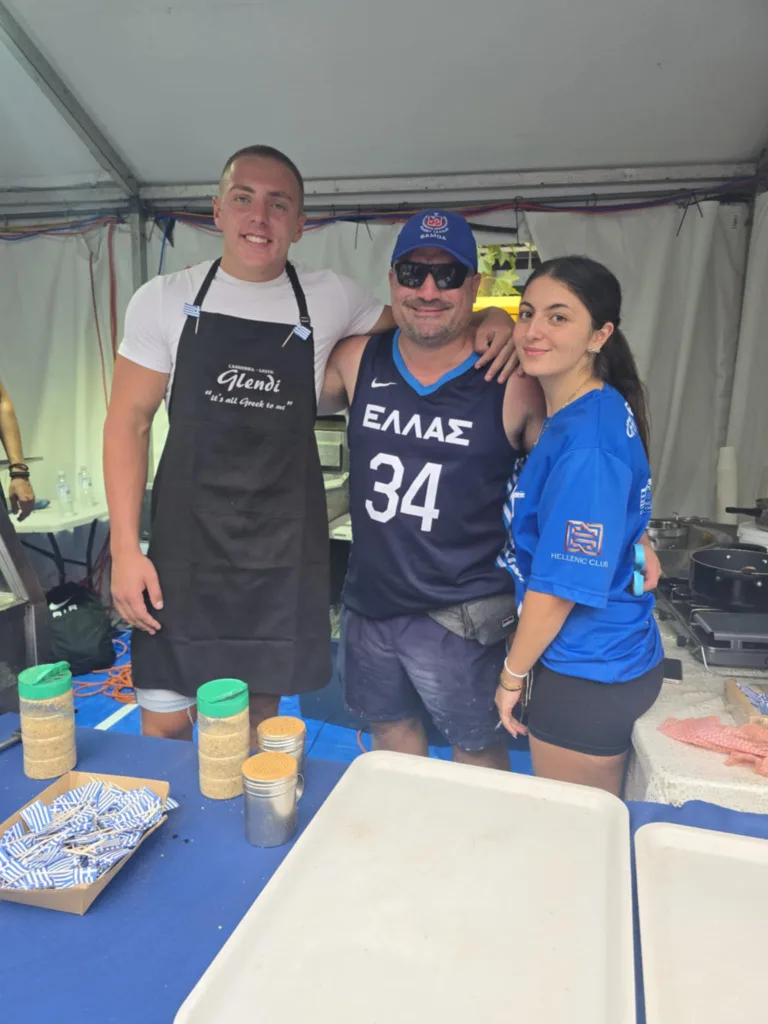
[525,660,664,757]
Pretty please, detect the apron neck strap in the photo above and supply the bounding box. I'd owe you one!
[193,258,222,308]
[193,258,311,328]
[284,261,311,327]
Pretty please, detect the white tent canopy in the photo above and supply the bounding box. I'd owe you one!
[1,0,767,205]
[1,0,767,552]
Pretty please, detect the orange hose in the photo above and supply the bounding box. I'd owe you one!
[72,638,136,704]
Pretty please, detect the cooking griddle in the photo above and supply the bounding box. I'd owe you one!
[690,610,768,668]
[692,610,768,643]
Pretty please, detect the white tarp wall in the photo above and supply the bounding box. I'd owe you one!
[525,202,750,517]
[0,223,133,587]
[1,200,760,570]
[0,225,132,501]
[726,192,768,505]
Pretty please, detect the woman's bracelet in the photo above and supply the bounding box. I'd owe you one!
[499,676,523,693]
[500,658,530,693]
[503,657,528,680]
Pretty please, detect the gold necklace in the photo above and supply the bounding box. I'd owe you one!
[533,377,596,449]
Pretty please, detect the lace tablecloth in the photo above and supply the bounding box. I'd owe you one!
[625,620,768,812]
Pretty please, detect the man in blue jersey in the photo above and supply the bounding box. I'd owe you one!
[320,211,545,770]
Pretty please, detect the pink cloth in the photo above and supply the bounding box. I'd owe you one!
[659,716,768,777]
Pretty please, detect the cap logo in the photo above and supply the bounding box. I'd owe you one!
[421,212,448,233]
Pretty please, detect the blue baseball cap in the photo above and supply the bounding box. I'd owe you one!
[391,209,478,271]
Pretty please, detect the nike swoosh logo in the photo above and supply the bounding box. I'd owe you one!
[48,600,71,611]
[371,379,397,388]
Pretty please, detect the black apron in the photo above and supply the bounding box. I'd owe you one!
[131,259,331,698]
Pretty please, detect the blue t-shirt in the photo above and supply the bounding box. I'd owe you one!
[498,384,663,683]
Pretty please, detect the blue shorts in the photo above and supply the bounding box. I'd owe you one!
[339,605,505,752]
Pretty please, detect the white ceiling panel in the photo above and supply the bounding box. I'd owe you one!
[0,43,109,187]
[2,0,768,187]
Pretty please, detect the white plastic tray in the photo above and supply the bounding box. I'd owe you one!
[176,752,635,1024]
[636,822,768,1024]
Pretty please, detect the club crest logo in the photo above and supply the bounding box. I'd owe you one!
[565,521,604,557]
[421,213,448,233]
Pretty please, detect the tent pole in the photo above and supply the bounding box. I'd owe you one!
[140,162,757,208]
[129,209,148,292]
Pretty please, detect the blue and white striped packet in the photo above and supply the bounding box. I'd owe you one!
[18,837,64,868]
[97,785,124,814]
[3,836,35,859]
[46,864,100,889]
[0,783,180,891]
[0,859,27,884]
[738,683,768,716]
[0,821,24,845]
[46,853,78,872]
[97,850,131,871]
[50,784,101,812]
[73,781,101,800]
[20,800,53,833]
[70,807,99,831]
[15,869,54,890]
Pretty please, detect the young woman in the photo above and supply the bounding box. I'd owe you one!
[495,256,663,795]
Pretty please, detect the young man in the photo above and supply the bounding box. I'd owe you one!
[320,211,545,770]
[104,146,517,747]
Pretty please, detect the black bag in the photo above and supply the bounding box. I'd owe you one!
[427,594,518,647]
[45,583,116,676]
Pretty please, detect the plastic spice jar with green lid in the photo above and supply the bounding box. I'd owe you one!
[197,678,250,800]
[18,661,77,779]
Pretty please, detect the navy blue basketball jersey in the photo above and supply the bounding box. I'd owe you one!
[343,329,523,618]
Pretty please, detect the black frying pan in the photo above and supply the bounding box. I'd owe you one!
[689,545,768,611]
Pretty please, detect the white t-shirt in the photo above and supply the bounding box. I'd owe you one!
[118,260,385,401]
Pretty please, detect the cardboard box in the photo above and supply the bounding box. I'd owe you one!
[724,678,768,729]
[0,771,170,915]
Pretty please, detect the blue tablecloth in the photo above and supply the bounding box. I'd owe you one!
[1,713,766,1023]
[0,715,346,1023]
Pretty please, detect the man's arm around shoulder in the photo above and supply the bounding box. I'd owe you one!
[318,335,370,415]
[503,374,546,451]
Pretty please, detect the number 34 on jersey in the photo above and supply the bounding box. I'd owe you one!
[365,454,442,533]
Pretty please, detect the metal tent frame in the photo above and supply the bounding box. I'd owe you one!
[1,0,766,292]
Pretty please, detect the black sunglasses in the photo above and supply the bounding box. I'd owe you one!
[393,260,471,291]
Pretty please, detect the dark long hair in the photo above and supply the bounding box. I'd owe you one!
[525,255,651,454]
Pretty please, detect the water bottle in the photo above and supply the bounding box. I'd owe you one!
[56,471,74,516]
[77,466,94,506]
